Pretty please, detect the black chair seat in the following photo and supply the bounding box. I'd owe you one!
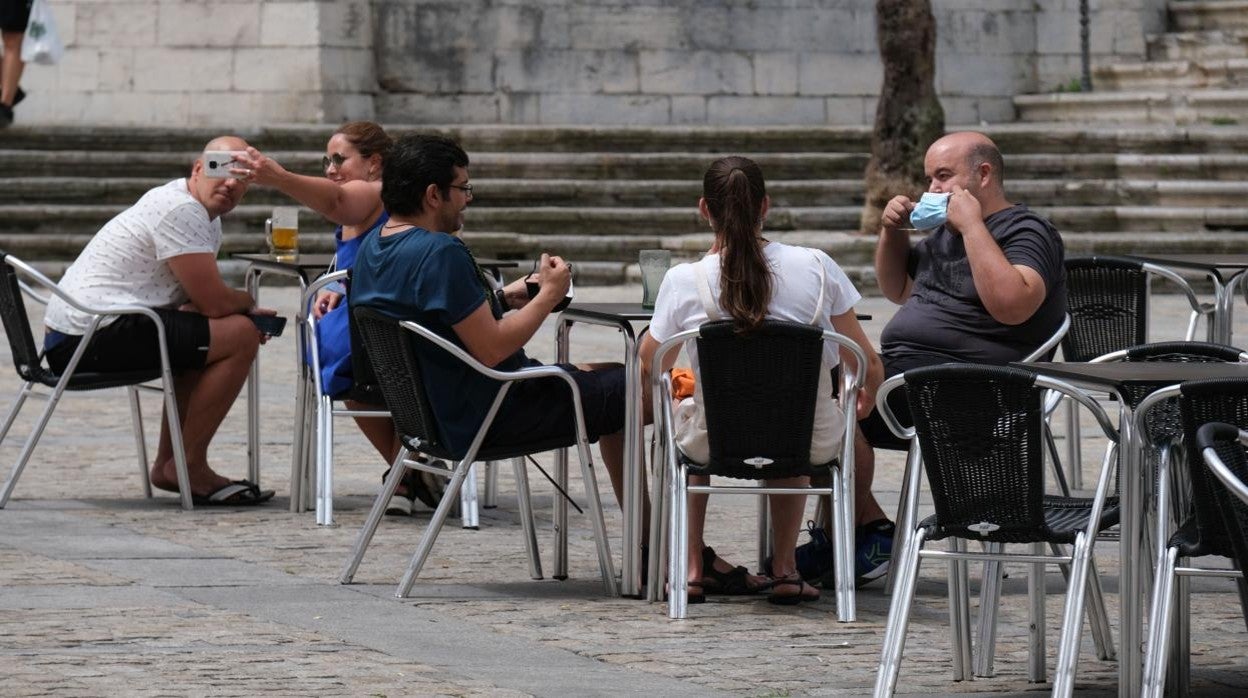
[1167,517,1233,559]
[919,493,1121,545]
[402,433,581,464]
[52,368,163,391]
[681,452,837,480]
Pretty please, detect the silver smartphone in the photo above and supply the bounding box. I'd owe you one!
[202,150,242,179]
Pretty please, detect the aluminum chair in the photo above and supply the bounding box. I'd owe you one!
[873,364,1120,697]
[1056,255,1214,489]
[0,253,193,509]
[1138,379,1248,697]
[648,320,865,620]
[339,307,618,598]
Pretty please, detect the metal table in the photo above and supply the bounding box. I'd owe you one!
[1121,253,1248,345]
[554,302,653,598]
[1016,360,1248,697]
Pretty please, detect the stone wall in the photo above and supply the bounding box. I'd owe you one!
[17,0,1166,128]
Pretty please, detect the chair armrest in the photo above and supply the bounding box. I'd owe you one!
[1022,313,1070,363]
[1201,426,1248,506]
[876,374,913,440]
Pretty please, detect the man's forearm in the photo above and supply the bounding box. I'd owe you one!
[874,228,912,302]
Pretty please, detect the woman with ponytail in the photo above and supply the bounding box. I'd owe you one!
[640,156,883,604]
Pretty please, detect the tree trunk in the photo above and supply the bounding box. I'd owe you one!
[859,0,945,235]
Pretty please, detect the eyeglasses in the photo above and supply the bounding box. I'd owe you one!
[321,153,351,170]
[449,183,474,196]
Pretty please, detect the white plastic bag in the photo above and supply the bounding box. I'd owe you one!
[21,0,64,66]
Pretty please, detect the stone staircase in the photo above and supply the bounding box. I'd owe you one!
[1016,0,1248,124]
[1,122,1246,287]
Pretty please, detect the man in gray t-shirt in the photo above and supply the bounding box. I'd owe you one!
[847,131,1065,586]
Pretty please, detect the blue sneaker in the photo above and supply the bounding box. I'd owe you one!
[855,519,895,588]
[763,520,835,583]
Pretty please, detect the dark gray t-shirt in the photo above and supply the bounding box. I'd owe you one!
[881,204,1066,366]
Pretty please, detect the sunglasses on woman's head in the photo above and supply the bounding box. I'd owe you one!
[322,153,351,169]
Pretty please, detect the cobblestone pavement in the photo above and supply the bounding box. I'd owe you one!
[2,282,1248,696]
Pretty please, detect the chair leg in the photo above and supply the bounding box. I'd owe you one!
[0,384,35,508]
[1170,573,1192,697]
[973,544,1005,678]
[1065,398,1083,490]
[1142,547,1179,698]
[646,427,670,602]
[1049,542,1115,662]
[873,528,926,697]
[574,439,618,597]
[1027,542,1047,683]
[315,395,333,524]
[832,463,856,622]
[886,442,922,596]
[667,461,689,619]
[460,463,480,530]
[948,538,973,682]
[397,455,476,598]
[756,495,771,573]
[512,457,543,580]
[483,460,498,508]
[339,448,410,584]
[127,387,152,499]
[289,369,308,513]
[1044,419,1072,496]
[1052,532,1095,698]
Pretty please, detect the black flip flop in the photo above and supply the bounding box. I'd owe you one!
[192,480,275,506]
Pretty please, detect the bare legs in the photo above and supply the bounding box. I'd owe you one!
[853,428,889,525]
[150,315,261,495]
[1,31,24,107]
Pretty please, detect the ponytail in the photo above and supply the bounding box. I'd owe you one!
[702,156,770,330]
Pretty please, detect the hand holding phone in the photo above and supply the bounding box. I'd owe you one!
[249,314,287,337]
[203,150,244,179]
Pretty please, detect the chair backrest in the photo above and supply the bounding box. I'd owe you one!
[694,319,826,479]
[903,363,1049,542]
[1195,421,1248,632]
[1178,378,1248,554]
[1062,255,1149,362]
[0,254,52,384]
[1121,342,1246,441]
[351,306,453,460]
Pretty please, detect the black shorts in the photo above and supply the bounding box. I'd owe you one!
[0,0,31,33]
[857,352,953,451]
[46,308,211,375]
[485,363,627,448]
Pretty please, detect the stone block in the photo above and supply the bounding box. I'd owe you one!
[565,6,688,50]
[500,92,542,123]
[132,48,234,92]
[76,3,158,48]
[1036,54,1084,91]
[540,94,671,125]
[50,2,76,46]
[377,47,494,93]
[826,96,874,125]
[377,93,504,124]
[936,8,1036,55]
[671,95,707,124]
[798,52,882,96]
[374,2,540,54]
[321,92,377,123]
[495,50,639,94]
[937,53,1030,97]
[155,1,259,48]
[707,96,826,125]
[233,48,323,92]
[34,91,192,127]
[52,49,100,92]
[941,96,1017,125]
[97,49,135,91]
[639,50,753,95]
[188,90,326,126]
[319,48,376,93]
[753,53,798,96]
[320,1,372,49]
[260,2,321,47]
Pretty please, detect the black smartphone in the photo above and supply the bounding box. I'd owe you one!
[249,314,287,337]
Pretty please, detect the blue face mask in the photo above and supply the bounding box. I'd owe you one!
[910,192,951,230]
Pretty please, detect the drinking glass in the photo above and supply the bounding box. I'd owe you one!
[266,206,300,259]
[639,249,672,309]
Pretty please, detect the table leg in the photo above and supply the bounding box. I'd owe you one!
[553,319,572,580]
[1219,271,1246,345]
[245,269,262,487]
[621,328,642,598]
[1119,403,1142,697]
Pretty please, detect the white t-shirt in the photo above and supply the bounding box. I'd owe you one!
[648,242,863,464]
[45,179,221,335]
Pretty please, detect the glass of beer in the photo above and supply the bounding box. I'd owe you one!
[266,206,299,259]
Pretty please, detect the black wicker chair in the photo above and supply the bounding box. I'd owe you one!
[1139,379,1248,697]
[338,307,618,598]
[649,320,866,620]
[0,253,194,509]
[873,364,1120,697]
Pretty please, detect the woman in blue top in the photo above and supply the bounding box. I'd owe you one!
[241,123,439,514]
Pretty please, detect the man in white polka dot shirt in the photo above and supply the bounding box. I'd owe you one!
[43,136,279,506]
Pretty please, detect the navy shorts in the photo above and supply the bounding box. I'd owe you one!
[485,363,627,447]
[857,352,950,451]
[0,0,31,33]
[45,308,211,375]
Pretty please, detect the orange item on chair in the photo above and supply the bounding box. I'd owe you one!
[670,368,696,399]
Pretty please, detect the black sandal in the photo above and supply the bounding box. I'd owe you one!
[701,546,770,595]
[767,575,820,605]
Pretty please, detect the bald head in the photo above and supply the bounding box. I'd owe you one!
[928,131,1004,186]
[188,135,252,220]
[203,135,250,155]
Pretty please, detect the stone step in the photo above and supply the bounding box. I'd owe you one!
[9,176,1248,209]
[1014,89,1248,125]
[1094,58,1248,90]
[1170,0,1248,32]
[1146,30,1248,62]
